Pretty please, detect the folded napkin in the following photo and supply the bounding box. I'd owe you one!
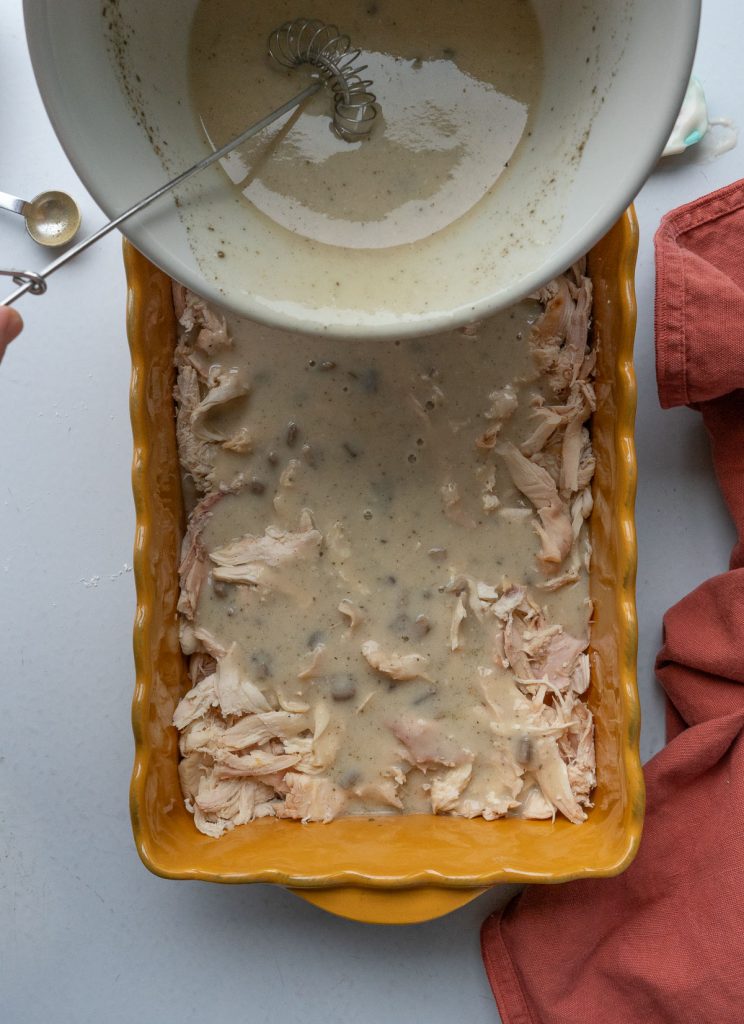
[481,181,744,1024]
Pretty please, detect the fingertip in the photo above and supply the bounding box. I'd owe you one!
[0,306,24,354]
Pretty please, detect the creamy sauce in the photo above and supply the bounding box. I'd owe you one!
[189,0,542,249]
[173,281,595,826]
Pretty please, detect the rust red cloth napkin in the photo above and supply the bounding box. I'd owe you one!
[481,180,744,1024]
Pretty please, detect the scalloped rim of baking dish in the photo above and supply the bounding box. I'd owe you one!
[127,208,642,921]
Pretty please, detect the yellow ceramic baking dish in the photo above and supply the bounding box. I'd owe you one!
[127,208,642,924]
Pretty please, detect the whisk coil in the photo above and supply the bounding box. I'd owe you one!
[268,19,378,141]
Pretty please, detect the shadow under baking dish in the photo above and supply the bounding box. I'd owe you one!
[126,209,642,924]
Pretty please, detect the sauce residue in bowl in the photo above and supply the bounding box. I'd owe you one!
[189,0,543,249]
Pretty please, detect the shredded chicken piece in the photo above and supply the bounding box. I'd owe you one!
[338,598,364,631]
[188,650,218,685]
[489,584,529,621]
[429,761,474,812]
[390,716,471,768]
[541,632,587,689]
[530,734,586,824]
[173,674,219,731]
[531,276,572,375]
[521,380,595,464]
[297,643,326,681]
[211,516,321,577]
[214,749,302,779]
[533,502,574,568]
[361,640,430,681]
[571,654,591,696]
[290,701,342,774]
[475,425,502,451]
[179,712,225,757]
[272,458,302,515]
[174,366,216,490]
[277,694,311,714]
[208,515,322,604]
[440,480,476,528]
[535,568,580,591]
[559,695,596,804]
[172,294,252,491]
[571,486,594,540]
[277,773,346,823]
[531,268,593,398]
[212,643,273,717]
[450,593,468,651]
[479,465,501,513]
[352,779,404,810]
[192,625,227,660]
[355,692,375,715]
[219,711,310,751]
[562,421,588,494]
[324,520,350,561]
[499,442,573,569]
[520,405,564,456]
[192,779,277,837]
[221,426,253,453]
[173,631,324,837]
[190,368,249,444]
[178,750,208,801]
[576,442,596,491]
[499,507,533,524]
[485,384,518,421]
[499,441,561,507]
[502,607,588,694]
[179,620,198,656]
[177,289,231,355]
[445,735,525,820]
[514,775,556,819]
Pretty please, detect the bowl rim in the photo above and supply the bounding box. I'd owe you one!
[24,0,699,339]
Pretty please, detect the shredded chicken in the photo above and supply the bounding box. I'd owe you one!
[209,514,322,605]
[440,480,477,528]
[177,491,223,621]
[213,643,273,717]
[175,286,231,356]
[338,598,364,631]
[190,368,249,443]
[276,773,346,823]
[171,265,598,835]
[531,264,593,399]
[485,383,519,421]
[499,442,574,569]
[449,593,468,651]
[429,761,474,813]
[297,643,326,680]
[353,779,404,810]
[390,717,471,768]
[172,290,252,492]
[361,640,430,681]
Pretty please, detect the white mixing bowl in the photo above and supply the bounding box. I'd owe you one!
[24,0,700,338]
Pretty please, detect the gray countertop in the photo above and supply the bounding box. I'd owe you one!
[2,2,742,1020]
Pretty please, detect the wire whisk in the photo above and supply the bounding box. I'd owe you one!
[1,17,379,307]
[269,19,377,141]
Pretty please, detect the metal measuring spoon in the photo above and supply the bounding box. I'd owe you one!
[0,189,81,246]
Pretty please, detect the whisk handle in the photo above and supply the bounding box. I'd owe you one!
[1,82,320,307]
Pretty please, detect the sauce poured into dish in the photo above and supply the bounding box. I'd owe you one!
[171,266,597,833]
[189,0,543,249]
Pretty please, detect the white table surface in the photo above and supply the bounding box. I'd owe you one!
[2,2,742,1021]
